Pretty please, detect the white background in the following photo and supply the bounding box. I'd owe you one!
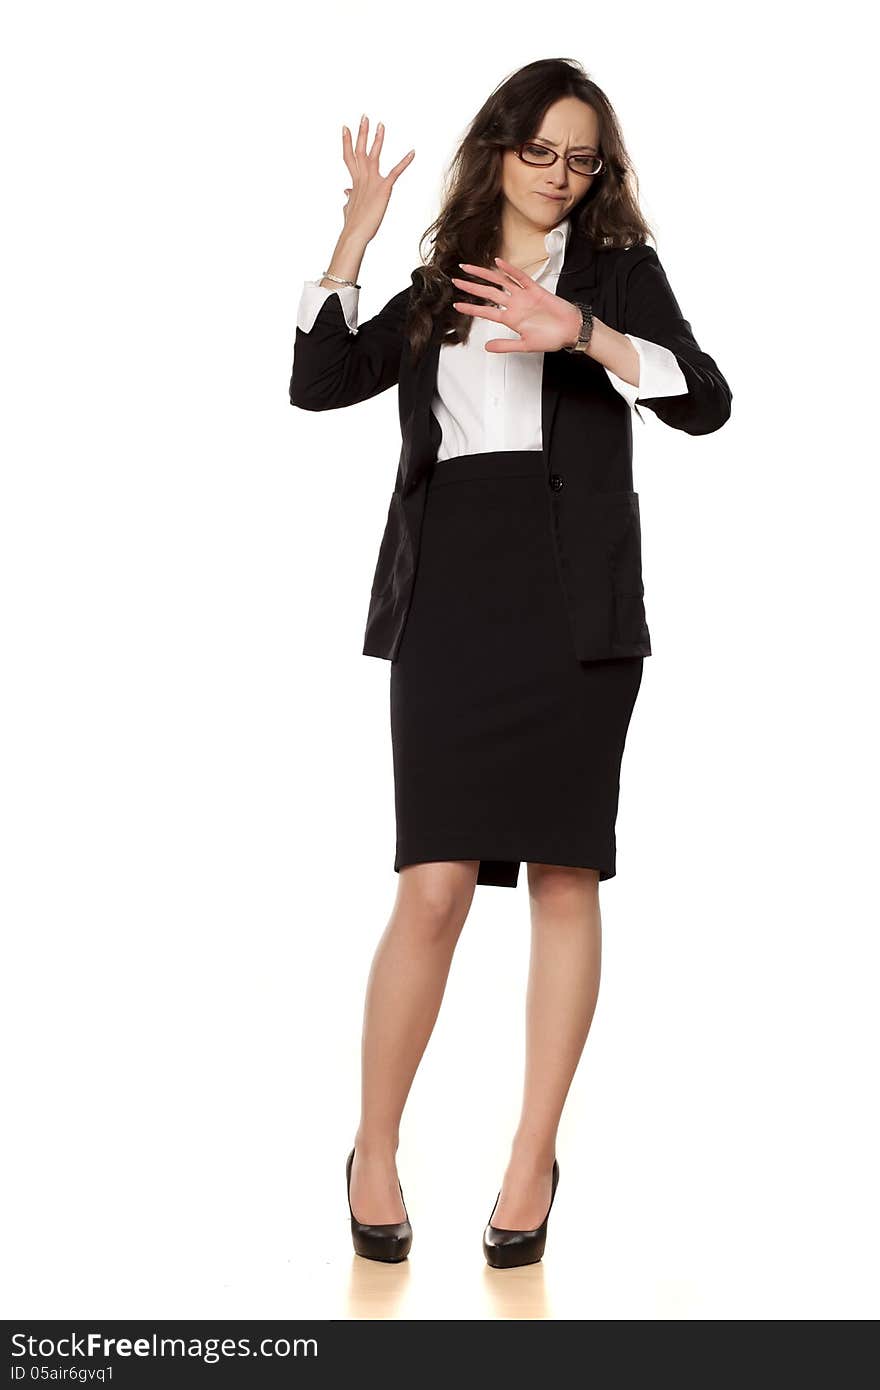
[2,0,878,1320]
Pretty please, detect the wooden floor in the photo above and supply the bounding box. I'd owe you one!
[323,1182,708,1320]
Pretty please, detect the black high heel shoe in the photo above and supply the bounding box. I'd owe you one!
[482,1158,559,1269]
[345,1147,413,1263]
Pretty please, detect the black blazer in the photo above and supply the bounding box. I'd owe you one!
[289,226,732,662]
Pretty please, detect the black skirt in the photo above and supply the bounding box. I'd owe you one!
[390,449,643,888]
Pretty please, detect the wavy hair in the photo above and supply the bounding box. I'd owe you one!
[406,57,654,363]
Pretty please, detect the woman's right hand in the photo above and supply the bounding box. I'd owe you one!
[340,116,415,244]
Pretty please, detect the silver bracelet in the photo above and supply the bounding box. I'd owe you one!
[321,270,361,288]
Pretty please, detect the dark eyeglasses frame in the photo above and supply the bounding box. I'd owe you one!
[514,143,604,177]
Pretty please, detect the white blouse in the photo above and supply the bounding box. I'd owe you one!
[296,216,687,459]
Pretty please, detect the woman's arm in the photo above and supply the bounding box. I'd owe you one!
[288,116,417,411]
[451,252,730,435]
[614,246,732,435]
[289,270,411,411]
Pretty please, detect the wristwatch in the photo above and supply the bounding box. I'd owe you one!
[563,301,594,353]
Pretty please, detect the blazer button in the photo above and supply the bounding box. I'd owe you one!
[549,473,564,491]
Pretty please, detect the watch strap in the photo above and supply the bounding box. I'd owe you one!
[563,301,594,352]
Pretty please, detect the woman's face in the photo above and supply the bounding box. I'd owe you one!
[500,96,601,229]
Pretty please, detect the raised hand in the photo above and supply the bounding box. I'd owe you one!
[451,256,583,353]
[340,115,415,244]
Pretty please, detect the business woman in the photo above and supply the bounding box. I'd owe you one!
[290,57,731,1268]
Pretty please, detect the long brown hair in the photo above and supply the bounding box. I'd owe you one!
[407,57,654,362]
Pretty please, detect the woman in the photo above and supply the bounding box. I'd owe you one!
[290,58,731,1269]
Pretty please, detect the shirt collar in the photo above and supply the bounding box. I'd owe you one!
[542,215,572,274]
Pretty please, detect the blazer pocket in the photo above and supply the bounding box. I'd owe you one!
[592,490,649,650]
[369,489,410,599]
[604,490,644,593]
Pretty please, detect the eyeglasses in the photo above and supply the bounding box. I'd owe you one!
[515,142,603,177]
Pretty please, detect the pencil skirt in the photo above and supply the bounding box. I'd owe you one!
[389,449,644,888]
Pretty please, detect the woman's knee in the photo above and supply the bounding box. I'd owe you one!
[527,862,600,907]
[395,861,477,940]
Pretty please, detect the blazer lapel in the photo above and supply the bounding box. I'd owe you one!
[401,332,442,494]
[541,229,599,471]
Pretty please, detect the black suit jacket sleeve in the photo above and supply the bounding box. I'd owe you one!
[289,285,411,412]
[623,247,732,436]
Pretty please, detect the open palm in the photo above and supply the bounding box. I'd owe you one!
[450,256,580,354]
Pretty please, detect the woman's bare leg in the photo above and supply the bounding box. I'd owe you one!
[349,860,478,1224]
[489,863,602,1229]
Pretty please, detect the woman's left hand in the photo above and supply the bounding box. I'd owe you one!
[450,256,583,354]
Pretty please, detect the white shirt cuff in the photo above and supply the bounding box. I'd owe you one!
[604,335,688,419]
[297,281,360,334]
